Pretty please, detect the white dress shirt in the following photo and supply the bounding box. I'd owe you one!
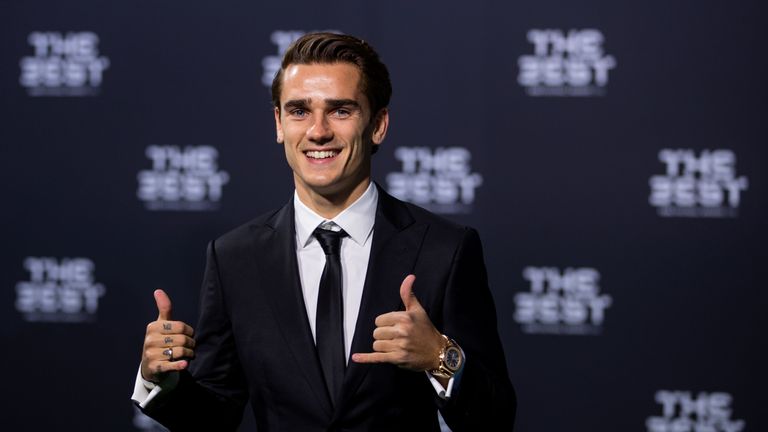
[132,182,455,408]
[293,182,377,362]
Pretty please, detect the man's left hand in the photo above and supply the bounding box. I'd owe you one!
[351,274,444,372]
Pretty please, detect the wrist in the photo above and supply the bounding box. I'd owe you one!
[429,334,464,379]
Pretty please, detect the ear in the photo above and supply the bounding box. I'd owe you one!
[371,108,389,146]
[274,106,284,144]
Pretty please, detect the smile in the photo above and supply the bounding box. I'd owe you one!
[304,150,340,159]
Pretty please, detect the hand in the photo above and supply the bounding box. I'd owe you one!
[140,289,196,383]
[351,275,444,372]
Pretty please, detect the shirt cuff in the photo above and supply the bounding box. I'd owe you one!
[426,372,455,399]
[425,348,466,400]
[131,365,179,408]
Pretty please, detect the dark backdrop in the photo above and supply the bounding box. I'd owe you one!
[1,1,765,431]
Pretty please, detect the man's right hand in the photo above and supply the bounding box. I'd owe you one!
[140,289,196,383]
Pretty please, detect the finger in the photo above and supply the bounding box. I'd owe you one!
[163,359,189,371]
[160,321,195,337]
[147,334,196,348]
[372,339,399,353]
[147,359,189,378]
[373,326,403,341]
[351,352,396,364]
[374,311,407,327]
[399,274,421,311]
[154,289,173,321]
[154,346,195,361]
[175,335,196,348]
[148,320,194,336]
[161,335,196,349]
[175,346,195,359]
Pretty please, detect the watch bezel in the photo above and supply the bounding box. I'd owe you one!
[443,345,462,372]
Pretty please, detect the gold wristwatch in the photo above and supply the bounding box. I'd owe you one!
[430,335,464,379]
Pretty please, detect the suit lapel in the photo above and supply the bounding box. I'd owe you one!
[334,186,428,418]
[255,201,334,417]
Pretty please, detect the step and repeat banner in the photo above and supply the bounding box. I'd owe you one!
[1,1,765,431]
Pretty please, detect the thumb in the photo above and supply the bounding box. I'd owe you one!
[399,274,421,311]
[154,289,173,321]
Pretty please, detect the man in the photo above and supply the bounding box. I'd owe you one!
[132,32,516,431]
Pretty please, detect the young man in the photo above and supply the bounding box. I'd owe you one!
[133,32,516,431]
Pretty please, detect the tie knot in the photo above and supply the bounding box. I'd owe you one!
[313,226,347,256]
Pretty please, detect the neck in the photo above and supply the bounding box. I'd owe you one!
[295,178,372,219]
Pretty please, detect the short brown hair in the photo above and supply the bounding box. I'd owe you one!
[271,32,392,118]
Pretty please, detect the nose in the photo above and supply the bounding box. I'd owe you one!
[306,113,333,144]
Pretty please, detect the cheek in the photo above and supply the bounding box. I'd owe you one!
[348,127,370,155]
[283,143,298,167]
[281,121,303,139]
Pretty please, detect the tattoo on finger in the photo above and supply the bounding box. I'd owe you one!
[164,336,173,345]
[163,322,172,331]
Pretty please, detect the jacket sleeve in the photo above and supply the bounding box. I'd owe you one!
[437,227,517,431]
[139,240,249,431]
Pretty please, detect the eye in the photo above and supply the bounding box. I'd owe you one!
[331,108,352,118]
[289,108,308,118]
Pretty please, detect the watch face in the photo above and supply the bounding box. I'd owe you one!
[445,347,462,371]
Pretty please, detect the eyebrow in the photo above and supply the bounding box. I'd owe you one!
[282,98,362,111]
[325,99,362,111]
[283,99,310,111]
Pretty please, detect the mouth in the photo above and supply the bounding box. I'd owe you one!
[304,149,341,162]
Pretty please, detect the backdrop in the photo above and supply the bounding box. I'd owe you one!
[1,1,766,431]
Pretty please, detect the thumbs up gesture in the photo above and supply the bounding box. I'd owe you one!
[140,289,196,383]
[351,275,443,372]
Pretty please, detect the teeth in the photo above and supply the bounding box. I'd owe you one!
[306,150,338,159]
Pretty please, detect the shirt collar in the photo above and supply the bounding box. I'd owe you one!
[294,182,378,248]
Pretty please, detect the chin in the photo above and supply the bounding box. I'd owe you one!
[301,177,343,193]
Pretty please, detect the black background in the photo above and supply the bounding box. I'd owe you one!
[1,1,766,430]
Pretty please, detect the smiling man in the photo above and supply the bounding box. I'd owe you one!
[276,60,386,214]
[132,32,516,431]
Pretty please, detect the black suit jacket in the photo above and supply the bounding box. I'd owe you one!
[142,186,516,431]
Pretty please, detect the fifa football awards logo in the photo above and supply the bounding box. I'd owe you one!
[646,390,745,432]
[19,31,110,97]
[518,29,617,97]
[649,149,748,218]
[137,145,230,211]
[386,146,483,214]
[15,257,106,323]
[514,266,612,335]
[261,29,341,87]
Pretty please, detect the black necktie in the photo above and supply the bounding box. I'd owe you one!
[313,226,347,405]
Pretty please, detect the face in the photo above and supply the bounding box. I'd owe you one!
[274,63,388,201]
